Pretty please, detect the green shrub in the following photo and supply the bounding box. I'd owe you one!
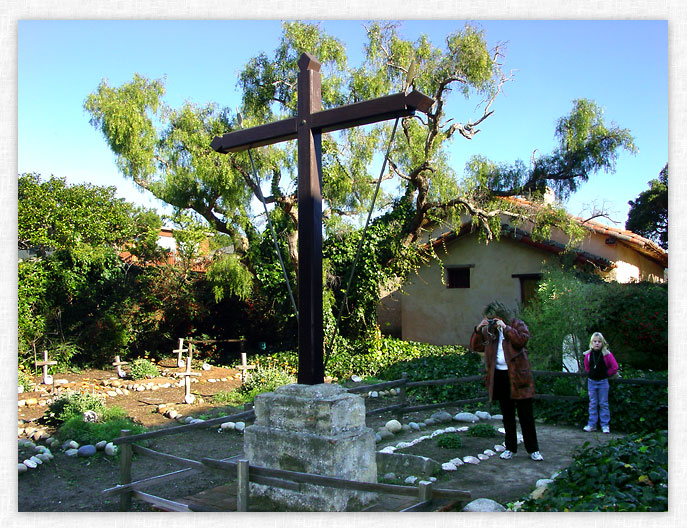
[519,267,668,371]
[515,430,668,512]
[128,358,160,380]
[238,365,296,402]
[47,390,107,424]
[437,433,463,449]
[377,345,483,404]
[56,407,146,444]
[212,390,251,406]
[466,423,497,438]
[18,370,34,392]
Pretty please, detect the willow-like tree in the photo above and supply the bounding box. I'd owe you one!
[85,21,636,303]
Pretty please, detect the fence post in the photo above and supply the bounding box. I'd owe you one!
[237,459,249,512]
[396,372,408,420]
[418,481,433,503]
[119,430,132,511]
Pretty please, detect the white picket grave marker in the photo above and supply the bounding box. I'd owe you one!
[112,355,128,379]
[237,352,256,384]
[35,350,57,385]
[173,338,188,368]
[179,355,201,404]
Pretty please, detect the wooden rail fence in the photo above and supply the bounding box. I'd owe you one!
[104,369,666,511]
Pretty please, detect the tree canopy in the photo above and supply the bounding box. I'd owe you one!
[625,163,668,250]
[84,21,637,336]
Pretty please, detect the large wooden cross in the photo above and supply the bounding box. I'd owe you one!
[211,52,433,385]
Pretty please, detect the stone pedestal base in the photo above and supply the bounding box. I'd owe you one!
[243,383,377,511]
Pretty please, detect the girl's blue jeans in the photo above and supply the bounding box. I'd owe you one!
[587,378,610,428]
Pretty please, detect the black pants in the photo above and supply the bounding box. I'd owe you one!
[494,369,539,453]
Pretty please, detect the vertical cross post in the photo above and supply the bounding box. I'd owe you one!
[238,351,256,383]
[35,350,57,385]
[210,52,434,385]
[296,53,324,385]
[180,355,201,404]
[173,338,187,368]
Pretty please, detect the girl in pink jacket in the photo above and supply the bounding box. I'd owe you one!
[583,332,619,433]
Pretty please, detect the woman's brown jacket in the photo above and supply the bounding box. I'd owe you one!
[469,318,535,401]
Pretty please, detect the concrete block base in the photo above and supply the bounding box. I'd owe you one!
[244,383,377,511]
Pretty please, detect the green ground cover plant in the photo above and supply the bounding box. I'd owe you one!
[128,358,161,380]
[46,391,108,425]
[437,433,463,449]
[56,407,146,444]
[515,430,668,512]
[466,423,497,438]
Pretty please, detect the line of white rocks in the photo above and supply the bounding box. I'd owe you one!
[18,437,119,474]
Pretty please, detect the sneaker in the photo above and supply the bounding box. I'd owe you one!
[499,450,513,460]
[583,425,596,432]
[602,426,610,434]
[530,451,544,461]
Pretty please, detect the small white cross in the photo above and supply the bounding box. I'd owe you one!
[35,350,57,385]
[172,338,188,368]
[112,355,128,378]
[237,352,256,383]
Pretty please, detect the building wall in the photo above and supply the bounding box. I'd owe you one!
[400,234,555,347]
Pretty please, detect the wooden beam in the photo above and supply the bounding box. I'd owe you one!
[311,91,434,134]
[210,117,298,153]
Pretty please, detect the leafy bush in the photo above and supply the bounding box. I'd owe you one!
[519,267,668,371]
[47,391,107,424]
[56,407,146,444]
[244,337,478,385]
[211,390,249,406]
[594,281,668,370]
[18,370,34,392]
[515,430,668,511]
[466,423,497,438]
[377,344,483,404]
[128,358,160,380]
[437,433,463,449]
[238,365,297,402]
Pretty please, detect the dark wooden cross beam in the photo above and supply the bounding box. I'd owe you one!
[211,52,433,385]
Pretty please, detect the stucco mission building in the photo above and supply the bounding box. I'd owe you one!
[377,198,667,348]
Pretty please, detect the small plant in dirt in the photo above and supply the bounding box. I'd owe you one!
[56,406,146,444]
[47,390,107,424]
[437,433,463,449]
[18,369,34,392]
[212,390,249,407]
[128,358,160,380]
[514,430,668,512]
[466,423,497,438]
[241,365,296,397]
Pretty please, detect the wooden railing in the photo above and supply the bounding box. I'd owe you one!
[105,425,470,512]
[103,369,665,511]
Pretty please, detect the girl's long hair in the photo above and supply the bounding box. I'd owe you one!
[589,331,609,353]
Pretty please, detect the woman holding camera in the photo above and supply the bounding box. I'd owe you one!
[470,301,543,461]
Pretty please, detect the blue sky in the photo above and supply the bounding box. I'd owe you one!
[17,19,668,228]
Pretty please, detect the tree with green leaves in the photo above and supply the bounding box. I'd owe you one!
[84,21,637,340]
[18,173,164,367]
[626,163,668,250]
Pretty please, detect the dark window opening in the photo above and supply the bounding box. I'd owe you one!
[447,267,471,289]
[512,273,543,306]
